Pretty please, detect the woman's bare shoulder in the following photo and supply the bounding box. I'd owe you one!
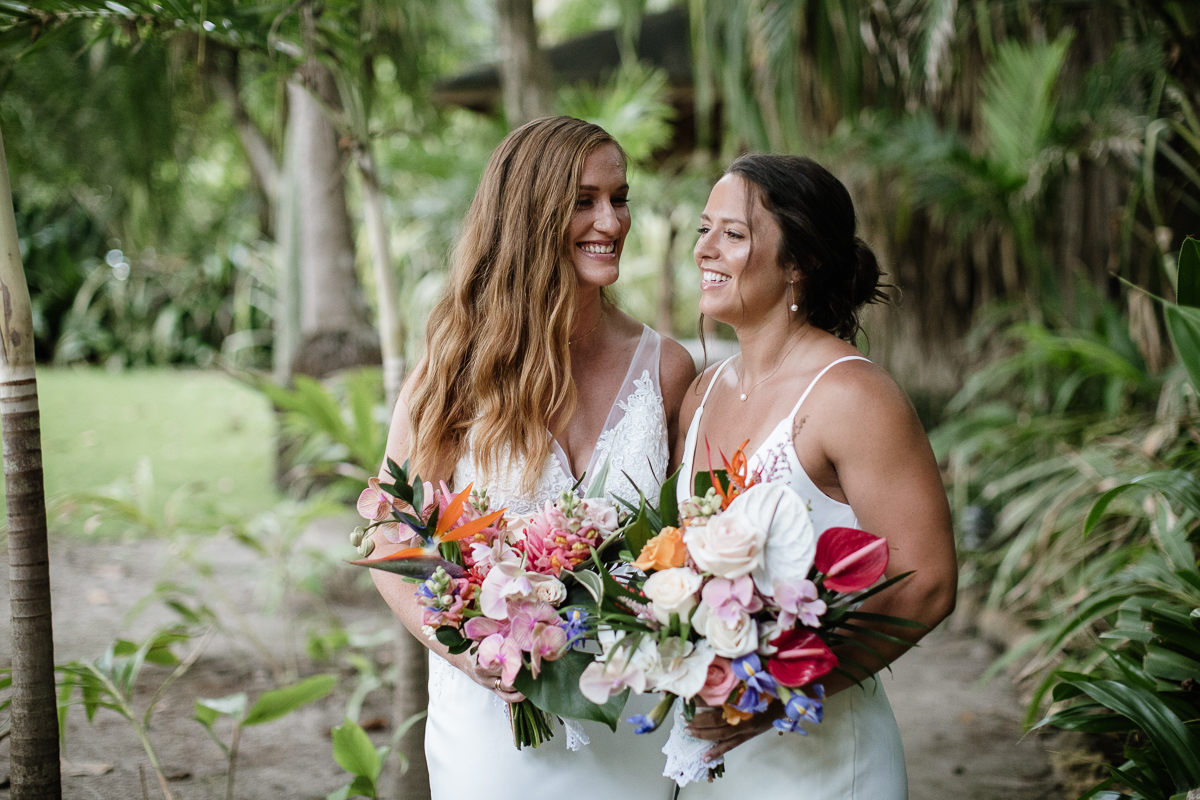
[659,335,698,400]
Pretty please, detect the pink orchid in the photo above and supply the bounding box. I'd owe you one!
[701,576,764,626]
[508,602,568,677]
[356,477,394,522]
[774,578,827,628]
[476,633,522,687]
[480,561,534,619]
[463,616,508,640]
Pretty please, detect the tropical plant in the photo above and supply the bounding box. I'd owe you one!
[58,626,214,800]
[193,674,337,800]
[328,712,427,800]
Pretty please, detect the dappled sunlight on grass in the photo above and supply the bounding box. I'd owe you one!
[13,368,280,530]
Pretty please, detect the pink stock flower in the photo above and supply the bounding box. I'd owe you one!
[814,527,889,593]
[476,633,522,687]
[774,578,827,629]
[697,656,739,706]
[701,576,764,625]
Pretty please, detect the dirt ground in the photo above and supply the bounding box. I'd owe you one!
[2,515,1069,800]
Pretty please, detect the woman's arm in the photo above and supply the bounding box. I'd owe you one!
[688,362,957,757]
[370,363,525,701]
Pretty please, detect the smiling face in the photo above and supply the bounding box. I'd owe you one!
[569,143,631,290]
[694,174,795,326]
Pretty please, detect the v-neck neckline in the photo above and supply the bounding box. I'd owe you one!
[551,326,650,487]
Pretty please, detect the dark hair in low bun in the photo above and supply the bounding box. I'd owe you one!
[725,153,889,341]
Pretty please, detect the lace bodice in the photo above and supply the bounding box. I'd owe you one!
[453,326,669,516]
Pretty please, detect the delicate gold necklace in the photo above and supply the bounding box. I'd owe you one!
[569,310,603,346]
[737,329,810,401]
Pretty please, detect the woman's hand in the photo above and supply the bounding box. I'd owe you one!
[448,651,526,703]
[685,701,783,760]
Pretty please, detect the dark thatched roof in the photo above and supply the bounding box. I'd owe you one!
[433,6,691,113]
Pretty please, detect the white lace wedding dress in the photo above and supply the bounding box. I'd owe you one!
[425,326,677,800]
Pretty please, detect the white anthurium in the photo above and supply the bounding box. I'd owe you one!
[647,637,716,699]
[724,482,817,597]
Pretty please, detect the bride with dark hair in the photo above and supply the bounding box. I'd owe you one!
[673,154,958,798]
[370,116,694,799]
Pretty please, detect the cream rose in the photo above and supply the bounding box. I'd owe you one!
[532,575,567,606]
[683,509,767,579]
[643,567,703,625]
[691,601,759,658]
[581,498,619,536]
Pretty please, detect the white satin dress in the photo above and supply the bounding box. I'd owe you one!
[425,326,677,800]
[674,355,909,799]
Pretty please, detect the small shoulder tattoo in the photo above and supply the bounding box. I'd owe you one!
[792,414,808,441]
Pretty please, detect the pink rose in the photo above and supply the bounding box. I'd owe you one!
[697,656,738,706]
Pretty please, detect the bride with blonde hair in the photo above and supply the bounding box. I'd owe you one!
[371,116,694,799]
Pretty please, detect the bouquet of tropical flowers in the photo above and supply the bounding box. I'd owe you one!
[572,444,919,785]
[349,457,632,749]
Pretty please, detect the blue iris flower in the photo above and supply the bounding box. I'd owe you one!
[773,685,825,734]
[732,653,778,698]
[560,608,589,649]
[417,582,436,600]
[626,714,656,734]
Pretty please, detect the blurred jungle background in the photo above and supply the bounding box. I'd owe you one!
[1,1,1199,798]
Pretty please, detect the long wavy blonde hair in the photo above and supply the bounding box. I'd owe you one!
[407,116,623,490]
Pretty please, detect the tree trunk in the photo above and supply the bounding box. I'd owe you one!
[390,623,429,800]
[273,113,304,386]
[495,0,553,128]
[0,124,61,799]
[355,152,405,406]
[286,60,380,379]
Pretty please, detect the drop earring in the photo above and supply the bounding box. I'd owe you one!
[788,280,799,312]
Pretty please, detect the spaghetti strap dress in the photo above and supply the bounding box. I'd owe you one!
[672,355,909,799]
[424,326,677,800]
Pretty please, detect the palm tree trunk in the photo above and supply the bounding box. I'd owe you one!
[495,0,553,127]
[354,152,405,407]
[0,124,61,799]
[391,623,429,800]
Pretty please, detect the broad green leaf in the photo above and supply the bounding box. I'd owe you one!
[1085,470,1200,534]
[56,670,76,744]
[348,774,377,798]
[512,650,628,731]
[195,693,248,721]
[1176,236,1200,307]
[434,626,471,655]
[244,675,336,726]
[327,786,352,800]
[623,503,654,559]
[332,717,381,779]
[1144,646,1200,682]
[1070,679,1200,789]
[659,465,681,529]
[584,449,613,499]
[570,570,603,604]
[1165,303,1200,394]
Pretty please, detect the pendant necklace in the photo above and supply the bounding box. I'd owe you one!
[737,328,811,401]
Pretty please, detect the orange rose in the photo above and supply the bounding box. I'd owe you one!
[631,526,687,571]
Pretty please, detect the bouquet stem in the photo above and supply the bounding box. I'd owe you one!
[508,699,555,749]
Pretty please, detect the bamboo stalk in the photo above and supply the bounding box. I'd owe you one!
[0,124,61,798]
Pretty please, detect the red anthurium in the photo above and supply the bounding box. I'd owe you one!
[766,629,837,687]
[814,527,889,593]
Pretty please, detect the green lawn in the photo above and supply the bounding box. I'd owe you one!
[18,368,279,527]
